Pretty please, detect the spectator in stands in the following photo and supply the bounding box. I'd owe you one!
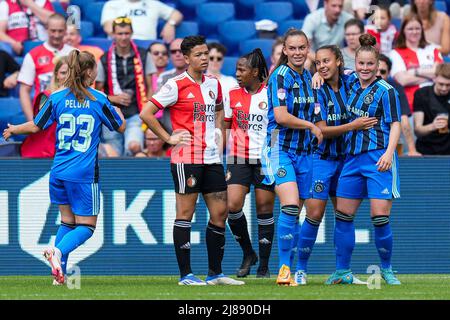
[378,54,421,156]
[342,19,364,71]
[64,24,104,61]
[350,0,371,20]
[0,49,20,97]
[96,16,156,157]
[157,38,187,90]
[365,5,398,55]
[17,13,73,122]
[389,14,444,114]
[410,0,450,55]
[413,63,450,155]
[101,0,183,42]
[206,42,238,99]
[269,37,283,73]
[156,38,187,134]
[20,55,68,158]
[135,128,169,158]
[302,0,353,52]
[149,42,169,93]
[0,0,55,55]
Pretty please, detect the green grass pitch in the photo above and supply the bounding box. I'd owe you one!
[1,275,450,300]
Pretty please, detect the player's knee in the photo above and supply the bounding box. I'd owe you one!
[306,209,324,222]
[227,200,243,213]
[256,203,273,215]
[127,141,142,155]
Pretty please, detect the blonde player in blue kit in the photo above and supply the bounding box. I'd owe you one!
[325,34,402,285]
[3,50,126,285]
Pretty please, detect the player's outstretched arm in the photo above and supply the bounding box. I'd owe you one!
[2,121,40,140]
[316,117,378,139]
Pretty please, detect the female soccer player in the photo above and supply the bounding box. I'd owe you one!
[3,50,126,285]
[294,45,378,285]
[326,34,402,285]
[224,49,275,278]
[263,28,323,286]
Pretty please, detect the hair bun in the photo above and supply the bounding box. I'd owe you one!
[359,34,377,47]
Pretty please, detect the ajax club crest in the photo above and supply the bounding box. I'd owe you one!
[314,180,325,193]
[277,167,287,178]
[363,93,373,105]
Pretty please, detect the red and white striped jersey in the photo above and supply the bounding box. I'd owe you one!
[150,71,223,164]
[224,84,269,160]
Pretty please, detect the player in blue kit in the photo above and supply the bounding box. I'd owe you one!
[3,50,126,285]
[294,45,378,285]
[325,34,402,285]
[263,28,323,286]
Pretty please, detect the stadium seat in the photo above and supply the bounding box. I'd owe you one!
[0,141,21,157]
[196,3,235,37]
[23,41,44,55]
[0,98,25,142]
[254,2,294,23]
[0,42,13,56]
[289,0,310,19]
[134,39,156,50]
[218,20,257,56]
[435,1,447,12]
[278,20,304,35]
[52,1,66,16]
[175,21,199,38]
[177,0,208,20]
[392,18,402,30]
[80,21,94,40]
[239,38,274,65]
[81,38,112,52]
[236,0,266,19]
[70,0,92,19]
[85,2,106,37]
[222,56,239,76]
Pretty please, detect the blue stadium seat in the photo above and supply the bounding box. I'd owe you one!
[85,2,106,37]
[177,0,208,20]
[52,1,67,16]
[236,0,266,19]
[0,42,13,56]
[175,21,199,38]
[392,18,402,30]
[255,2,293,23]
[289,0,310,19]
[196,3,235,37]
[222,56,239,77]
[435,1,447,12]
[81,38,112,52]
[278,20,304,35]
[134,39,156,50]
[239,38,274,65]
[0,98,26,142]
[80,21,94,40]
[70,0,92,19]
[23,41,44,55]
[218,20,257,55]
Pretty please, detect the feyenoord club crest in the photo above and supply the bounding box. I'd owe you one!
[314,180,325,193]
[225,170,232,181]
[209,90,215,99]
[258,101,267,110]
[364,93,373,105]
[277,88,286,100]
[38,56,51,66]
[314,103,321,115]
[187,175,197,188]
[277,167,287,178]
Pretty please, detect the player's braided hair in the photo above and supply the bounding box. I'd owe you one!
[64,49,97,103]
[316,45,345,74]
[241,48,268,83]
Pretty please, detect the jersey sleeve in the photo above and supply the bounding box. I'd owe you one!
[0,2,9,22]
[17,53,36,86]
[342,71,358,90]
[223,89,232,122]
[216,79,223,105]
[268,69,293,108]
[100,97,124,131]
[34,94,55,130]
[382,87,401,123]
[156,0,175,20]
[149,78,178,109]
[389,50,407,77]
[312,89,327,123]
[100,1,118,26]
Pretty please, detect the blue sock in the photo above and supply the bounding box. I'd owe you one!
[277,205,299,269]
[55,222,75,274]
[289,218,300,270]
[334,211,355,270]
[297,217,320,272]
[372,216,393,269]
[56,225,95,257]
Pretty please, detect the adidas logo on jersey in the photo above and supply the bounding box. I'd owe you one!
[293,82,300,89]
[180,242,191,250]
[328,101,334,107]
[187,92,195,99]
[381,188,390,195]
[235,102,242,108]
[259,238,271,244]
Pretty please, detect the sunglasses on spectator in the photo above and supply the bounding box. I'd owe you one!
[379,69,388,75]
[170,49,182,54]
[152,51,168,56]
[209,56,223,62]
[114,17,132,25]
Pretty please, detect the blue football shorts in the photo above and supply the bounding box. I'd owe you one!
[311,154,344,200]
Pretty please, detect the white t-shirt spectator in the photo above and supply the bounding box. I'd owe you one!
[101,0,174,40]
